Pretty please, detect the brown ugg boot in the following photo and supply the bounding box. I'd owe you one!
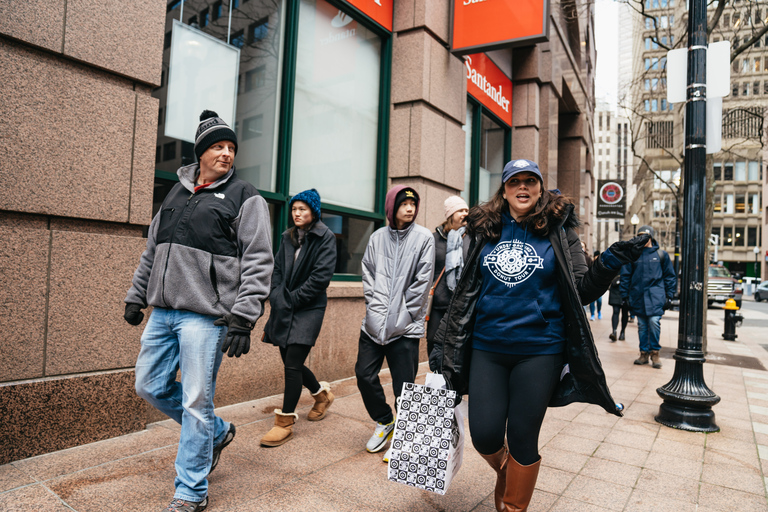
[308,381,334,421]
[479,445,508,512]
[634,352,650,365]
[502,454,541,512]
[650,350,662,369]
[260,410,298,447]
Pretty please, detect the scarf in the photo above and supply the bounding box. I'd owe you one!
[445,226,466,291]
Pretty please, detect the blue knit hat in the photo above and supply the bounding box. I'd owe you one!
[290,189,322,220]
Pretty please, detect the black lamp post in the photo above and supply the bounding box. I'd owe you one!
[655,0,720,432]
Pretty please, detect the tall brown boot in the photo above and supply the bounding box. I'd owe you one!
[260,409,298,447]
[479,446,508,512]
[502,454,540,512]
[308,381,334,421]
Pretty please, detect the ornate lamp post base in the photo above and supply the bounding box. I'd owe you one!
[656,350,720,432]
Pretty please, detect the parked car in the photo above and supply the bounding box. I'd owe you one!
[708,264,743,308]
[755,281,768,302]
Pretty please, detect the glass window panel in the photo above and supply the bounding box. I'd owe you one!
[748,226,757,246]
[724,226,733,245]
[724,163,733,180]
[735,194,745,213]
[713,163,721,180]
[735,161,746,180]
[752,193,760,214]
[462,103,473,204]
[734,226,745,246]
[725,193,734,213]
[748,161,759,180]
[714,194,722,213]
[712,227,720,245]
[477,113,506,203]
[323,213,375,275]
[289,0,381,212]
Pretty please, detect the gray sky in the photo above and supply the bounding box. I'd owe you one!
[595,0,619,109]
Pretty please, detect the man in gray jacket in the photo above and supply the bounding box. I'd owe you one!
[356,185,435,455]
[124,111,273,512]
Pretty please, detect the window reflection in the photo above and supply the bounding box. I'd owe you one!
[323,213,375,275]
[478,113,505,203]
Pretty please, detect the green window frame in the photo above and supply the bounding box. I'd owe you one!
[465,96,512,207]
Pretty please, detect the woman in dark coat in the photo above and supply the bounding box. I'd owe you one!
[260,189,337,447]
[608,274,629,341]
[429,159,649,511]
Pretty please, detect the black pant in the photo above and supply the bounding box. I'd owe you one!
[468,349,564,466]
[425,308,447,361]
[355,331,420,424]
[611,304,629,333]
[279,344,320,413]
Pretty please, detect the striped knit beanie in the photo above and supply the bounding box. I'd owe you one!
[194,110,238,160]
[290,189,322,219]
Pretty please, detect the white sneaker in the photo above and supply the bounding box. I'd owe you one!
[366,420,394,453]
[383,446,392,463]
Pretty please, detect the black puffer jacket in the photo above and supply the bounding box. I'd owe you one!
[430,204,622,416]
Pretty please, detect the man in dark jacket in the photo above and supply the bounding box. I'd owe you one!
[124,111,274,512]
[620,225,676,369]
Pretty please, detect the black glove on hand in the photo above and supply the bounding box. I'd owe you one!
[663,298,673,311]
[605,234,652,266]
[214,313,253,358]
[124,303,144,325]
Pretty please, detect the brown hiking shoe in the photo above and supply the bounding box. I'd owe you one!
[634,352,650,365]
[650,350,662,369]
[162,497,207,512]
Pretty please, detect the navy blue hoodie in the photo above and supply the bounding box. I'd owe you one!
[472,212,566,354]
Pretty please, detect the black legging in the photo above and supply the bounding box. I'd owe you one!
[611,304,629,333]
[280,345,321,413]
[468,349,564,466]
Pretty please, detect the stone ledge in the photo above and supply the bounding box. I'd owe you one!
[327,281,365,298]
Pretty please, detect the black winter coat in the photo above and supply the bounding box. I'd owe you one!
[263,221,337,348]
[608,276,623,307]
[430,204,622,416]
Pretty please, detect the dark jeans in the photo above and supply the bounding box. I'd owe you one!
[468,349,564,465]
[611,304,629,333]
[279,344,320,413]
[355,330,420,424]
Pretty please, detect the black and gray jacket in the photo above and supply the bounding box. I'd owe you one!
[125,164,274,324]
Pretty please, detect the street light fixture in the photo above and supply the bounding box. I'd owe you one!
[755,246,760,280]
[630,214,639,235]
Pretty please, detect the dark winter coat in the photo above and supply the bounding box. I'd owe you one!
[619,240,676,317]
[431,225,471,311]
[263,221,337,348]
[429,204,622,416]
[608,276,623,307]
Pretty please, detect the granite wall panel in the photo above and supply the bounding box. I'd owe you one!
[391,31,430,106]
[410,104,447,184]
[63,0,165,85]
[0,370,147,465]
[427,36,466,123]
[306,297,367,384]
[45,231,147,376]
[0,228,50,383]
[0,41,138,222]
[130,91,160,226]
[393,0,450,45]
[444,119,466,192]
[0,0,64,53]
[388,105,412,179]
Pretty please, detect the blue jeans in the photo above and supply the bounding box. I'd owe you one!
[589,296,602,316]
[135,308,229,502]
[636,314,662,352]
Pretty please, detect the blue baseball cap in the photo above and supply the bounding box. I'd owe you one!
[502,159,543,184]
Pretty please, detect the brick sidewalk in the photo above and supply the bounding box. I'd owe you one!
[2,299,768,511]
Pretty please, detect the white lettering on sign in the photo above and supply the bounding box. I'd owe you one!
[463,0,487,5]
[375,0,382,5]
[465,55,510,113]
[320,28,356,45]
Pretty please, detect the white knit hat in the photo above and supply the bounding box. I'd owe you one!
[444,195,469,220]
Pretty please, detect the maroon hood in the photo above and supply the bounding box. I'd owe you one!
[385,185,420,228]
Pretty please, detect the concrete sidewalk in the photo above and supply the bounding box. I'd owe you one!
[3,303,768,512]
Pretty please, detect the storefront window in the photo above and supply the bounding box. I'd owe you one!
[477,113,506,203]
[461,103,473,204]
[289,0,381,212]
[323,213,375,275]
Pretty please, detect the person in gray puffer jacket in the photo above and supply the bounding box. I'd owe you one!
[356,185,434,456]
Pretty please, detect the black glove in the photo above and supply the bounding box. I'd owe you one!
[124,303,144,325]
[603,234,652,267]
[663,298,673,311]
[214,313,253,358]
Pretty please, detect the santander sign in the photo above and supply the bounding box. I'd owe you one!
[465,53,512,126]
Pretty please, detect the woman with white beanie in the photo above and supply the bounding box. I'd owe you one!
[426,196,471,362]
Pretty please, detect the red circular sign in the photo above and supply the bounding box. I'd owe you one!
[599,182,624,205]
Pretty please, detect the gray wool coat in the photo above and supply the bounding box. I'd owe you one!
[263,221,337,348]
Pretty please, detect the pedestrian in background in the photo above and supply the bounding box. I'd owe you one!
[589,250,603,320]
[125,110,274,512]
[356,186,434,456]
[430,159,650,512]
[426,195,470,363]
[260,189,337,447]
[621,225,676,369]
[608,275,629,341]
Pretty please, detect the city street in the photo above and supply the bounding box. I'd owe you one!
[2,295,768,511]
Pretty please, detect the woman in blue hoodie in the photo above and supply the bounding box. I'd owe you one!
[431,159,649,511]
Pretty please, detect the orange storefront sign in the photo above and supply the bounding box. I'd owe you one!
[466,53,512,126]
[452,0,549,55]
[344,0,393,31]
